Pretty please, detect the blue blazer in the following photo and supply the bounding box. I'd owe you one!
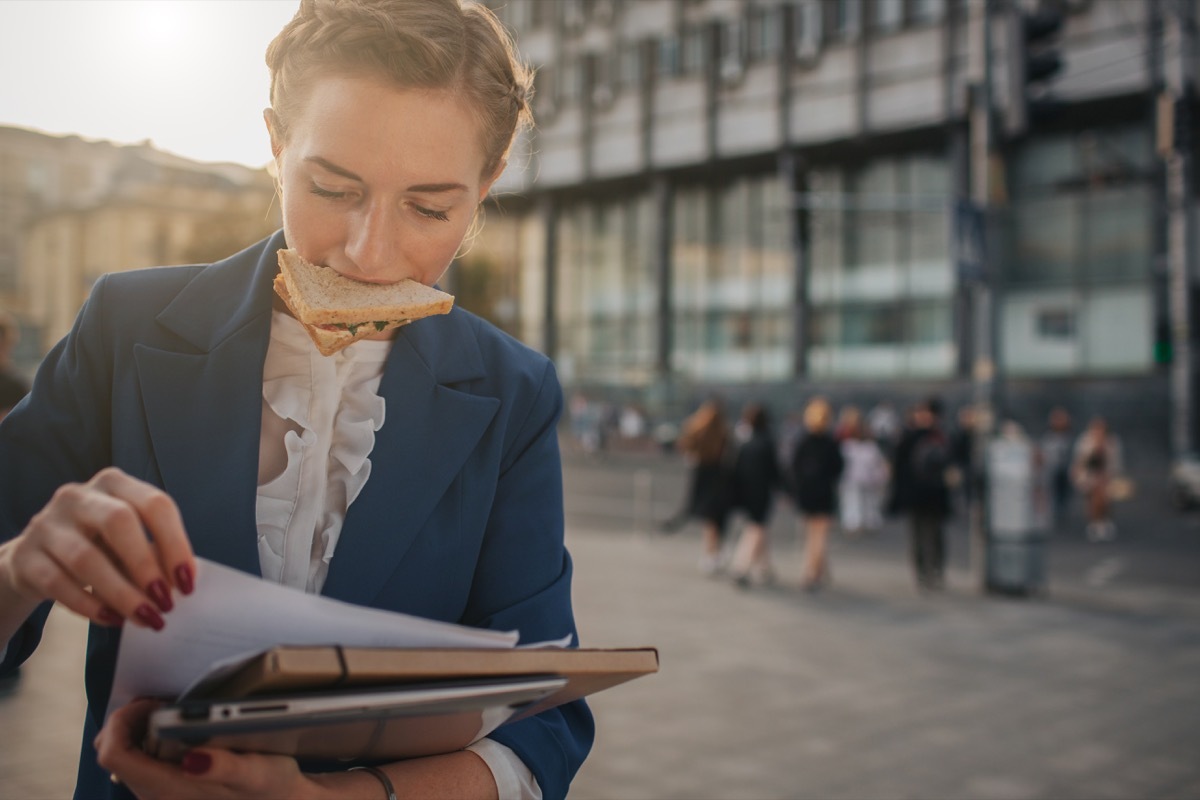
[0,231,593,800]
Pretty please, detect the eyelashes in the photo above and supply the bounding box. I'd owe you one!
[308,183,450,222]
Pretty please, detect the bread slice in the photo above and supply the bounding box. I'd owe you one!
[273,249,454,356]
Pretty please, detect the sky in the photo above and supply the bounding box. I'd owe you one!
[0,0,301,169]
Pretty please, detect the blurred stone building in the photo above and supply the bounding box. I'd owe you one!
[0,125,279,372]
[483,0,1196,462]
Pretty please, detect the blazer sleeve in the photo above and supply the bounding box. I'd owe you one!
[0,275,117,673]
[460,358,594,800]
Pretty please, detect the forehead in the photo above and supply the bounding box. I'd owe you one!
[286,75,488,184]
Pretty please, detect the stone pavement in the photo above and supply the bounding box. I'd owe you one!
[566,524,1200,800]
[2,523,1199,800]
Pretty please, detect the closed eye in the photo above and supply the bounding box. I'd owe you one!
[413,205,450,222]
[309,183,349,200]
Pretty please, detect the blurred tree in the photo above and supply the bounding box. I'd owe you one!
[451,253,518,335]
[183,213,279,265]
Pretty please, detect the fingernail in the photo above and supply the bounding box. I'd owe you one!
[175,563,194,595]
[134,603,165,631]
[147,579,173,613]
[181,750,212,775]
[97,607,124,627]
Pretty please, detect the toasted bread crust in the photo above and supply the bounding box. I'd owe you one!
[276,249,453,327]
[273,249,453,356]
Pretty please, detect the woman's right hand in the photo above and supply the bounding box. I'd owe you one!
[0,467,195,631]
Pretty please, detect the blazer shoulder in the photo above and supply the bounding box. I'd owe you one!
[99,263,207,301]
[454,307,556,386]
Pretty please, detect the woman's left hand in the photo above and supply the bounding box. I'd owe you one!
[95,699,323,800]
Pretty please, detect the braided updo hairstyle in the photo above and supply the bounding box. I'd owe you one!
[265,0,532,181]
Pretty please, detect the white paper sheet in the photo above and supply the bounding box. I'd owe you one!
[108,557,517,716]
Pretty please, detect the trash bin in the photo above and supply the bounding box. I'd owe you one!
[984,436,1047,595]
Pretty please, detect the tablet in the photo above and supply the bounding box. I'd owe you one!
[144,675,567,763]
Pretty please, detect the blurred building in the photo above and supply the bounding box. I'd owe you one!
[0,125,279,372]
[484,0,1195,462]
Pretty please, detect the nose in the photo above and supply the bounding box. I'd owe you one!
[343,202,402,282]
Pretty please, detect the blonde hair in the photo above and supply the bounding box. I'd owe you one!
[803,397,833,433]
[265,0,533,180]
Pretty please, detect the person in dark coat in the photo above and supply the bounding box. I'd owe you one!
[891,397,952,590]
[727,403,783,587]
[791,397,844,591]
[674,398,734,574]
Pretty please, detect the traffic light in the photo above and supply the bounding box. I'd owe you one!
[1155,319,1173,365]
[1008,6,1066,137]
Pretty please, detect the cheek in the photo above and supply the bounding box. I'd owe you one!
[280,188,338,252]
[409,224,472,283]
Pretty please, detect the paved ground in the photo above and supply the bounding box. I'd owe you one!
[566,523,1200,800]
[2,520,1199,799]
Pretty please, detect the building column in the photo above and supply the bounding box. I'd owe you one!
[653,175,673,380]
[540,194,558,359]
[1163,0,1197,456]
[781,149,807,379]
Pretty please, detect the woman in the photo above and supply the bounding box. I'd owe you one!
[0,2,592,798]
[727,404,782,587]
[837,410,888,537]
[1072,415,1122,541]
[674,398,734,575]
[790,397,844,591]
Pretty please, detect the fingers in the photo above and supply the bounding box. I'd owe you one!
[89,468,195,596]
[8,468,193,630]
[96,698,183,794]
[4,544,124,628]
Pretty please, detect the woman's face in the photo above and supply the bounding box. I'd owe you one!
[269,75,498,290]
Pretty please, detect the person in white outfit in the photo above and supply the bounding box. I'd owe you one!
[839,411,889,536]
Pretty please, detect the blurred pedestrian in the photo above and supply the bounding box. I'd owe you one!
[672,397,734,574]
[0,313,28,423]
[791,397,844,591]
[834,405,860,442]
[728,403,783,588]
[1040,407,1074,529]
[891,397,952,591]
[866,400,901,459]
[948,404,980,515]
[839,412,889,537]
[1071,415,1123,541]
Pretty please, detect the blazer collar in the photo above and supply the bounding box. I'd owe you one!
[156,230,285,351]
[138,232,497,598]
[135,233,283,577]
[319,309,497,604]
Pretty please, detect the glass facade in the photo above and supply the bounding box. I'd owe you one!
[671,175,793,383]
[554,195,658,385]
[1003,126,1154,375]
[807,154,955,378]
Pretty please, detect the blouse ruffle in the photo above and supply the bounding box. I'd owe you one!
[256,311,390,593]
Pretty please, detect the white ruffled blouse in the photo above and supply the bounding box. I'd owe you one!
[256,311,391,593]
[254,310,540,800]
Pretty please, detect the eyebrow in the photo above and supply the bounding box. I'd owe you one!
[304,156,468,194]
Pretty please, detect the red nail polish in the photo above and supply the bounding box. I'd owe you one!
[181,750,212,775]
[135,604,165,631]
[97,607,124,627]
[147,579,173,613]
[175,563,194,595]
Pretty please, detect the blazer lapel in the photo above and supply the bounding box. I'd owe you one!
[322,311,500,605]
[135,233,283,576]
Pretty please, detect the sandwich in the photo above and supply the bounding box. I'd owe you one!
[273,249,454,356]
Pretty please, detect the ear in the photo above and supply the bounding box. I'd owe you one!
[478,158,507,203]
[263,108,284,160]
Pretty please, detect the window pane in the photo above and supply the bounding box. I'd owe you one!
[1012,196,1078,285]
[1085,186,1150,283]
[1013,136,1078,193]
